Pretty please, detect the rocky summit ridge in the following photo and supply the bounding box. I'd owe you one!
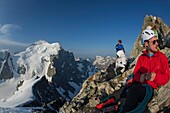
[59,15,170,113]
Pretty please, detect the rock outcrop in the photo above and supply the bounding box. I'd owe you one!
[0,50,14,80]
[59,66,133,113]
[130,15,170,58]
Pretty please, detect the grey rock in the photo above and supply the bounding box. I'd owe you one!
[0,50,14,80]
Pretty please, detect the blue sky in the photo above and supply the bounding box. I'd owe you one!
[0,0,170,58]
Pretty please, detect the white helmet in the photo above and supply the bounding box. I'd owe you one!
[142,29,156,43]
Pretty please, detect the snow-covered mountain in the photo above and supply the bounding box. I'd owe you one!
[93,56,116,70]
[0,40,98,108]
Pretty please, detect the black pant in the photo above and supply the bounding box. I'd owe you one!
[123,85,146,112]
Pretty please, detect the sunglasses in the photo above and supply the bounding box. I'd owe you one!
[149,39,158,45]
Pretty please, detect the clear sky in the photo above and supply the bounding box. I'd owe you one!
[0,0,170,58]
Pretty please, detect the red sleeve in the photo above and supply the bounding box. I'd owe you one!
[153,55,169,86]
[133,56,142,82]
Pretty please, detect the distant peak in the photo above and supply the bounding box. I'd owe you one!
[33,40,50,45]
[15,40,62,57]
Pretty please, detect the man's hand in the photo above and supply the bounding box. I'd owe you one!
[145,73,151,80]
[140,73,146,82]
[150,72,156,81]
[140,72,156,82]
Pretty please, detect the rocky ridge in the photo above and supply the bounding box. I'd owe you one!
[59,15,170,113]
[130,15,170,58]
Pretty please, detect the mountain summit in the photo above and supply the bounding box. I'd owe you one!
[0,40,97,108]
[15,40,61,82]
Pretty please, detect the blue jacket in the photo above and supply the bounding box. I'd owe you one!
[115,43,125,53]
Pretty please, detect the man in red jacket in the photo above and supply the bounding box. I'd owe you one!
[123,28,170,112]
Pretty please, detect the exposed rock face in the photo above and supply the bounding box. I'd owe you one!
[32,48,98,103]
[147,80,170,113]
[59,15,170,113]
[48,49,83,97]
[59,68,133,113]
[0,50,14,80]
[32,76,65,105]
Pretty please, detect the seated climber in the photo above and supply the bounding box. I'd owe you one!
[122,28,170,112]
[115,50,127,75]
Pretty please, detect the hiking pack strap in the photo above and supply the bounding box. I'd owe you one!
[126,84,153,113]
